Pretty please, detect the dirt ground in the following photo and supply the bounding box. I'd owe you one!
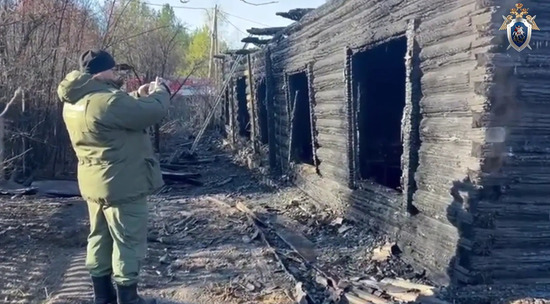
[1,136,548,304]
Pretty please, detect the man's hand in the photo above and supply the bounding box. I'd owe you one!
[137,84,150,97]
[148,77,170,95]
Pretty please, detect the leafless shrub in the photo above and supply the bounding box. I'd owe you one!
[0,0,215,180]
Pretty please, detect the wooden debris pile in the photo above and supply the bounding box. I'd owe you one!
[340,277,448,304]
[0,179,81,198]
[147,210,203,245]
[0,179,37,197]
[160,142,213,186]
[211,196,451,304]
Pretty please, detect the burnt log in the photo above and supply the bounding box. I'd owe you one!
[241,36,271,46]
[246,27,285,36]
[223,48,258,55]
[275,8,314,21]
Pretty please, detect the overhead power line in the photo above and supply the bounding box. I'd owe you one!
[221,11,271,27]
[141,2,273,30]
[219,13,248,36]
[143,2,206,10]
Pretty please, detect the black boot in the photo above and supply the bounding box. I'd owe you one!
[91,276,117,304]
[116,283,156,304]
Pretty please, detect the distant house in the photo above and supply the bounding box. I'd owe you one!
[167,78,214,97]
[125,77,214,97]
[218,0,550,296]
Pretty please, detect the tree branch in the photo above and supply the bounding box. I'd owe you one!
[0,88,23,118]
[104,25,171,48]
[170,60,206,99]
[240,0,278,5]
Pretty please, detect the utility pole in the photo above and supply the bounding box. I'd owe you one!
[208,4,218,80]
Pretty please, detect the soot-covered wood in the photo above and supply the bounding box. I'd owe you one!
[275,8,315,21]
[247,27,286,36]
[217,0,550,290]
[241,36,271,46]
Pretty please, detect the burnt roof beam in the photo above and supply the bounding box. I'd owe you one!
[275,8,314,21]
[241,36,271,46]
[246,27,286,36]
[223,49,258,55]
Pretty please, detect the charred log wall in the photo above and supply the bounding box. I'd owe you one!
[465,0,550,285]
[264,0,496,285]
[217,0,550,288]
[223,52,267,149]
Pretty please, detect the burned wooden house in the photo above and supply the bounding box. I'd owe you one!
[219,0,550,291]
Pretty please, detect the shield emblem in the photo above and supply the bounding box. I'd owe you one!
[507,17,532,51]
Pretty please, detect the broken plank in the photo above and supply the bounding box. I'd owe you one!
[235,201,269,227]
[206,196,237,209]
[237,200,318,263]
[385,290,420,303]
[414,296,452,304]
[345,293,370,304]
[163,177,203,186]
[161,171,201,180]
[347,289,391,304]
[271,214,317,263]
[380,278,436,296]
[0,186,37,196]
[214,177,233,187]
[170,158,216,166]
[229,200,310,303]
[160,163,190,171]
[32,180,80,197]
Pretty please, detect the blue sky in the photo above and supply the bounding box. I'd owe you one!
[144,0,327,47]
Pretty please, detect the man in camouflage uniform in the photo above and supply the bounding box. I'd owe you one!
[57,49,170,304]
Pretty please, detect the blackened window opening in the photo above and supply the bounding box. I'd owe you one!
[353,38,407,190]
[257,80,269,144]
[236,77,251,138]
[288,71,313,165]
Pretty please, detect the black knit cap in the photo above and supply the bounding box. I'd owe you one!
[79,49,116,75]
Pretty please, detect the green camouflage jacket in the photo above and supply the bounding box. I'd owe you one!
[57,70,170,203]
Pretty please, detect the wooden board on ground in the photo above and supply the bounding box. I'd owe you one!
[32,180,80,197]
[380,278,435,296]
[271,213,317,263]
[346,290,390,304]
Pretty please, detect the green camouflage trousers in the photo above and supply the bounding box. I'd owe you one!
[85,196,148,286]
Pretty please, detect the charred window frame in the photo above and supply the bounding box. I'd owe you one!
[255,77,269,145]
[345,20,421,213]
[227,76,237,145]
[223,86,230,125]
[235,76,251,139]
[264,47,279,174]
[284,65,319,169]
